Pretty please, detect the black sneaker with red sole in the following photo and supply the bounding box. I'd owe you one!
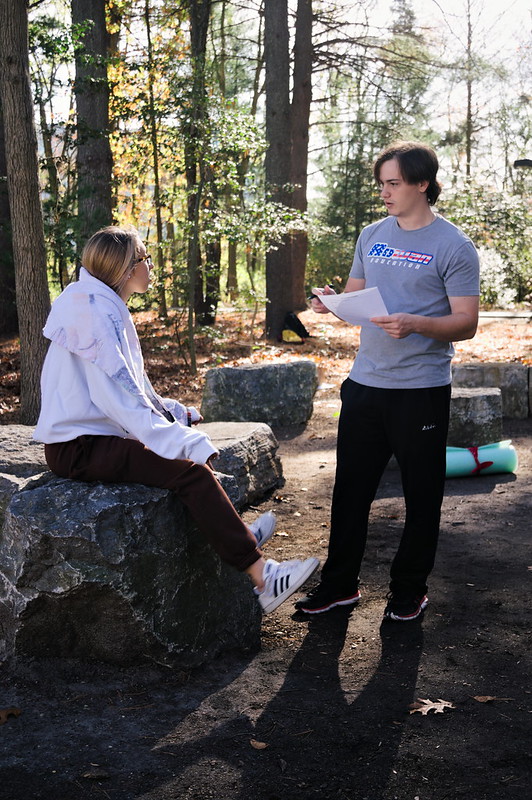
[295,583,361,614]
[383,593,428,621]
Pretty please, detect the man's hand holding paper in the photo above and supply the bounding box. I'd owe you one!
[311,286,389,327]
[309,284,337,314]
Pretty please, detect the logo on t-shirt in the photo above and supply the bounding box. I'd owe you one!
[367,242,433,268]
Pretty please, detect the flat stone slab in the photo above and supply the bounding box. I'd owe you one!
[448,387,503,447]
[0,425,47,477]
[452,363,529,419]
[478,311,532,323]
[0,423,283,517]
[0,423,283,667]
[201,360,319,426]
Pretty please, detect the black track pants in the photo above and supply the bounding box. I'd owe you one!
[321,379,451,596]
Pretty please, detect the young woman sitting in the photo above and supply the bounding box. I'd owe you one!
[33,226,318,614]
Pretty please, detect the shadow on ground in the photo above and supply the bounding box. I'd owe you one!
[1,419,530,800]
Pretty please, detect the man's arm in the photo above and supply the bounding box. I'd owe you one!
[344,277,366,292]
[370,295,479,342]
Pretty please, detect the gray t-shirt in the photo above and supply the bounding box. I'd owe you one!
[348,214,480,389]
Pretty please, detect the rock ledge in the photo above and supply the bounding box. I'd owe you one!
[0,423,283,667]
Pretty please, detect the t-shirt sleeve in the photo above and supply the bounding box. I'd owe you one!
[442,240,480,297]
[349,232,366,280]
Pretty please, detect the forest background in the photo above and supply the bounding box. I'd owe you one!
[0,0,531,424]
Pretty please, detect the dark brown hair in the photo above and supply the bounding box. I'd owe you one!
[373,141,442,205]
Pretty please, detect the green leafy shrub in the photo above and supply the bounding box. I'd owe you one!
[477,246,517,308]
[439,184,532,304]
[307,223,354,293]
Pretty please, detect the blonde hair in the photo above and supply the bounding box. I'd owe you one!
[81,226,143,293]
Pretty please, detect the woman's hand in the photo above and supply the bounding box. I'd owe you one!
[206,453,218,471]
[187,408,203,426]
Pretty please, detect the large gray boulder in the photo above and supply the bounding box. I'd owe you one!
[0,423,283,667]
[203,422,283,505]
[201,360,319,426]
[0,477,260,666]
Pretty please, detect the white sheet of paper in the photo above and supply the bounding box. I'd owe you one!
[317,287,389,327]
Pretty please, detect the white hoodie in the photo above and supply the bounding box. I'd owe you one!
[33,268,217,465]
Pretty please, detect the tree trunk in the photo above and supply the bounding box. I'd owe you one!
[196,236,221,325]
[38,98,71,290]
[183,0,210,372]
[197,156,221,324]
[144,0,167,317]
[0,0,51,422]
[290,0,312,311]
[465,0,473,180]
[226,240,238,301]
[72,0,113,248]
[264,0,292,339]
[166,217,180,307]
[0,95,18,335]
[216,0,238,304]
[184,0,213,339]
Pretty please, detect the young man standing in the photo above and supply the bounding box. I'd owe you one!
[297,141,480,621]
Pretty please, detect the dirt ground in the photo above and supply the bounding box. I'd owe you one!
[1,315,531,800]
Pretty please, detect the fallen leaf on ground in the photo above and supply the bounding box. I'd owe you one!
[409,698,455,715]
[473,695,513,703]
[82,768,110,779]
[250,739,269,749]
[0,707,21,725]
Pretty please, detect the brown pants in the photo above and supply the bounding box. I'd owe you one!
[45,435,261,571]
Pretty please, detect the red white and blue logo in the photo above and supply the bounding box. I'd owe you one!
[367,242,433,268]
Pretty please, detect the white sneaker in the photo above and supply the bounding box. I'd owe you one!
[249,511,277,548]
[258,557,320,614]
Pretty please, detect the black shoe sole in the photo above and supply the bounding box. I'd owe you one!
[296,591,361,615]
[383,595,428,621]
